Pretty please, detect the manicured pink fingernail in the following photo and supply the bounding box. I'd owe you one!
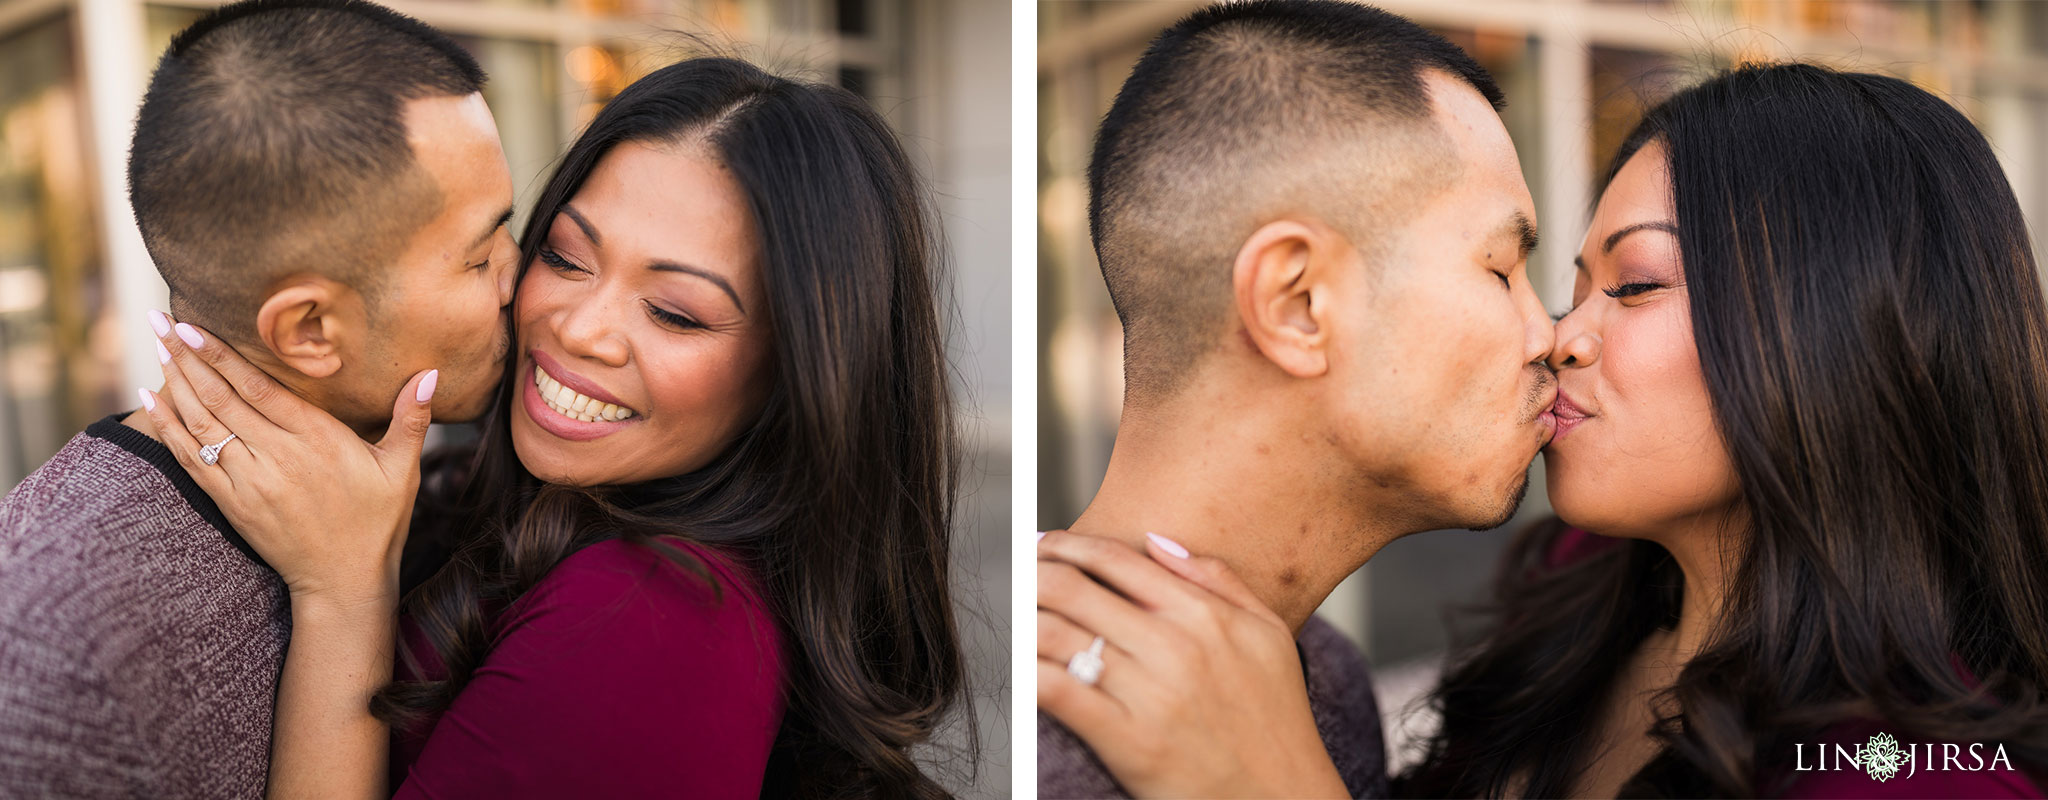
[146,309,171,338]
[416,370,439,403]
[1146,532,1190,559]
[138,388,156,412]
[1036,531,1047,542]
[174,322,203,349]
[155,340,171,365]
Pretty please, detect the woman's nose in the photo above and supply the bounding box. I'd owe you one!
[1548,312,1601,370]
[556,298,630,367]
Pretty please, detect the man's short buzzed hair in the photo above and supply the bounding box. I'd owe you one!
[1089,0,1503,399]
[128,0,486,339]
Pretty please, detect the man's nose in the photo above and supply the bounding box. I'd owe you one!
[1518,282,1556,365]
[495,250,518,306]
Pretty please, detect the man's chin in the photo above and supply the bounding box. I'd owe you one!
[433,388,497,426]
[1468,469,1530,532]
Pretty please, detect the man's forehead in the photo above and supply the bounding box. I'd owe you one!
[404,91,502,149]
[1423,72,1524,183]
[1417,77,1535,248]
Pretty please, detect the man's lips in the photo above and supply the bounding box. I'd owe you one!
[1533,382,1560,437]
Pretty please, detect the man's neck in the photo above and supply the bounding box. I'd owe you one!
[120,342,380,443]
[1067,391,1407,635]
[121,408,163,441]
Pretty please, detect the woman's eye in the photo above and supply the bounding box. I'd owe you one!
[538,248,585,274]
[646,302,702,330]
[1494,270,1511,289]
[1602,282,1661,299]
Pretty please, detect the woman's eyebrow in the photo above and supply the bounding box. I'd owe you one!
[562,205,601,245]
[650,261,745,314]
[559,206,745,313]
[1602,220,1678,254]
[1578,220,1679,272]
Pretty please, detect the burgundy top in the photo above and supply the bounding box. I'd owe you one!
[387,538,785,798]
[1547,527,2044,798]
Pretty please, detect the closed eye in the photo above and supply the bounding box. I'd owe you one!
[538,248,585,274]
[1602,282,1661,299]
[645,301,702,330]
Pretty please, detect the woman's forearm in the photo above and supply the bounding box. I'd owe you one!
[268,589,398,800]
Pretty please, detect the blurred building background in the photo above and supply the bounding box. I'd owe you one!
[1038,0,2048,770]
[0,0,1008,793]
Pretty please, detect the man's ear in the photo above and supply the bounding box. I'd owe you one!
[254,277,361,379]
[1231,218,1344,378]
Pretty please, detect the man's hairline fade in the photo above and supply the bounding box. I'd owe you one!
[128,0,487,347]
[1085,0,1505,404]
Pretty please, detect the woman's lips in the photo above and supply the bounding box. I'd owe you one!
[529,349,628,408]
[520,360,639,442]
[1550,390,1594,442]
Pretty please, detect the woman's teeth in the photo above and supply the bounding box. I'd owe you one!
[535,365,634,423]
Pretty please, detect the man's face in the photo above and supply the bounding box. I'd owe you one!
[349,93,517,424]
[1321,72,1556,531]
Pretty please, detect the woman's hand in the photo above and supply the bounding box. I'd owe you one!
[137,311,435,607]
[139,311,434,799]
[1036,530,1350,799]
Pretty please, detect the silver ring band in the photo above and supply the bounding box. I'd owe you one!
[1067,635,1106,686]
[198,433,238,466]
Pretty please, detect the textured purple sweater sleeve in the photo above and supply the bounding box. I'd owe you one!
[390,539,785,799]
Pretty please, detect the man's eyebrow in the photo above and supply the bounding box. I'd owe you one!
[1491,211,1538,259]
[562,205,600,246]
[650,261,745,315]
[470,207,513,252]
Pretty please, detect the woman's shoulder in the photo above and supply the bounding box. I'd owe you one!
[544,536,763,597]
[502,537,782,668]
[394,537,787,796]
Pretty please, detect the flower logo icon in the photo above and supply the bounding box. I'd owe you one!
[1863,732,1904,782]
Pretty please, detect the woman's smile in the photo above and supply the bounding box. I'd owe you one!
[519,351,642,442]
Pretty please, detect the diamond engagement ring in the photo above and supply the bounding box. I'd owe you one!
[198,433,238,466]
[1067,635,1106,686]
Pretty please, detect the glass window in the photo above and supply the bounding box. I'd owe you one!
[0,14,102,487]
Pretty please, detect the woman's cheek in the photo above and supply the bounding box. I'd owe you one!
[514,267,581,329]
[1612,303,1733,505]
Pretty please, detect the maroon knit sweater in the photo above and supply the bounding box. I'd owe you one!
[0,413,289,798]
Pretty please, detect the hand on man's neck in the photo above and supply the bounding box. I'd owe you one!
[1066,371,1409,637]
[120,338,385,444]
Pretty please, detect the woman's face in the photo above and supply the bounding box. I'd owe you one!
[1545,141,1739,538]
[509,140,775,486]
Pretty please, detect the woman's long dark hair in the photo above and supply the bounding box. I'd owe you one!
[376,57,968,798]
[1401,63,2048,797]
